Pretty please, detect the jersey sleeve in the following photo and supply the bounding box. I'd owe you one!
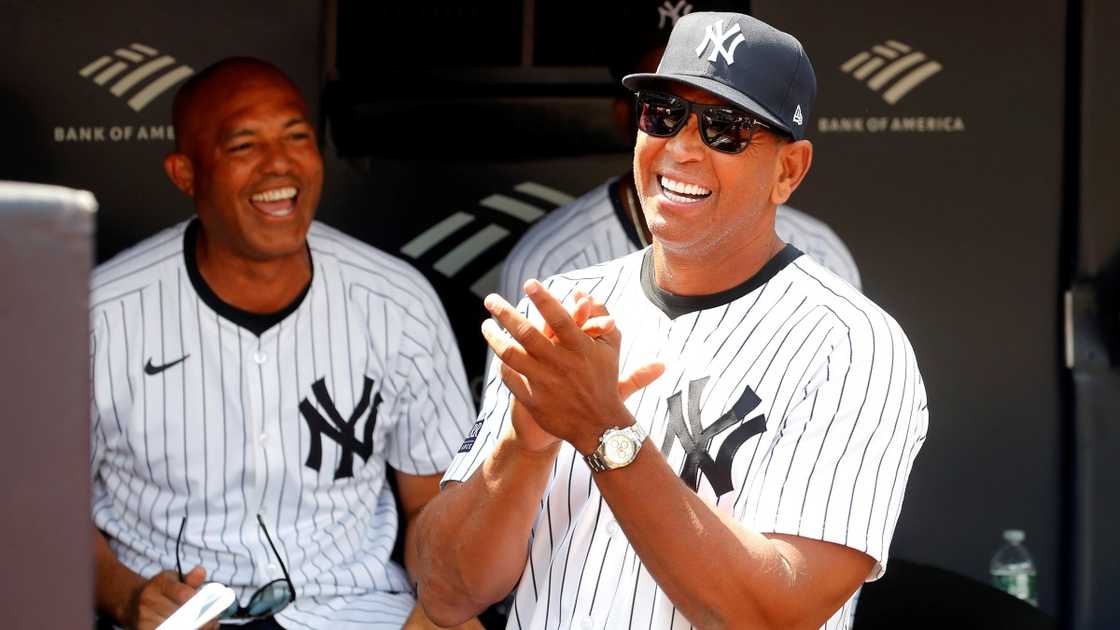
[441,296,537,485]
[739,320,928,581]
[498,242,530,305]
[89,316,106,487]
[382,283,477,477]
[775,207,863,291]
[89,310,119,529]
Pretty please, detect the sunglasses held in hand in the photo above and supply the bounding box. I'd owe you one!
[175,514,296,621]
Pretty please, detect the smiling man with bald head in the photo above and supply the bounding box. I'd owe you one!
[165,58,321,314]
[90,58,479,630]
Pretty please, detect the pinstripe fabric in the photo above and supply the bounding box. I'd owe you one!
[448,248,926,630]
[498,178,862,304]
[90,220,475,629]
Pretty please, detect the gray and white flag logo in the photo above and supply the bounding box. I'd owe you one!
[399,182,574,298]
[840,40,942,105]
[79,43,194,112]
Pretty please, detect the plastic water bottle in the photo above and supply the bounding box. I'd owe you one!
[990,529,1038,606]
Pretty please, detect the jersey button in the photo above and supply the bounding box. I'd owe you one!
[606,520,619,536]
[580,617,594,630]
[253,351,268,364]
[259,433,270,446]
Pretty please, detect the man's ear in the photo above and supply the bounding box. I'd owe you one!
[163,152,195,197]
[770,139,813,206]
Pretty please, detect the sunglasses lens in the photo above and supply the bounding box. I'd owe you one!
[700,108,755,154]
[637,93,688,137]
[217,597,240,620]
[244,580,294,618]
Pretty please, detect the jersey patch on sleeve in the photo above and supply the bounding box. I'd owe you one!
[458,418,484,453]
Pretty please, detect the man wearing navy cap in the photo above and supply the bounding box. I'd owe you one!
[498,2,862,312]
[416,13,928,630]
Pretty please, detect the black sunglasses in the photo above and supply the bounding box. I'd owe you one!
[634,90,777,154]
[176,514,296,620]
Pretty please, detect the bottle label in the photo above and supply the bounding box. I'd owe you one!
[993,573,1038,606]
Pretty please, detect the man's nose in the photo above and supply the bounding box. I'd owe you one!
[663,114,706,162]
[260,140,295,175]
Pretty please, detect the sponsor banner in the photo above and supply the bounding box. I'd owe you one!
[3,0,322,260]
[753,0,1066,613]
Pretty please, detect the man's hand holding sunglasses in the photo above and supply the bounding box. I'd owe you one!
[126,566,218,630]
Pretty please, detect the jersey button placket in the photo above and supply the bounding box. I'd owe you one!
[244,336,268,559]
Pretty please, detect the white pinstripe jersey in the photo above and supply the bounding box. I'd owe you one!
[499,177,862,303]
[448,246,927,630]
[90,219,474,629]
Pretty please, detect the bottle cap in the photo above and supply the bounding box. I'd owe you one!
[1003,529,1025,544]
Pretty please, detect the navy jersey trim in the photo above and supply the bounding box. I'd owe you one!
[640,244,803,319]
[183,218,313,336]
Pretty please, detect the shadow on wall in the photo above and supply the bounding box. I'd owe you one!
[854,559,1057,629]
[323,80,632,161]
[0,86,54,183]
[1099,251,1120,364]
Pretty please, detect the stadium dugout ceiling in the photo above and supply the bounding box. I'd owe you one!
[326,0,744,159]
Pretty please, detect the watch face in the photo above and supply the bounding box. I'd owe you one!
[603,433,637,466]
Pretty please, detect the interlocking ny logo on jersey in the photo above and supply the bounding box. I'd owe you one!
[840,40,943,105]
[695,20,746,66]
[657,0,693,29]
[660,377,767,498]
[78,43,194,112]
[300,377,382,480]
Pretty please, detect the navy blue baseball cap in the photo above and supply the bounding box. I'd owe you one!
[622,11,817,141]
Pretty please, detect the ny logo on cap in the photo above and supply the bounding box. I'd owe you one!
[695,20,746,66]
[658,0,693,29]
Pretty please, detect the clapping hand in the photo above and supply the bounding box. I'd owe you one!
[482,280,664,455]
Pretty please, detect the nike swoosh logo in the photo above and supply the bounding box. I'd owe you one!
[145,355,190,375]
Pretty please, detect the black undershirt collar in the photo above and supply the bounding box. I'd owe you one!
[640,244,803,319]
[183,218,312,336]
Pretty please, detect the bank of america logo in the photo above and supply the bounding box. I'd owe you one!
[399,182,574,297]
[840,40,942,105]
[79,43,194,112]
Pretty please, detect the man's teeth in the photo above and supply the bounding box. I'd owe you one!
[251,187,298,203]
[659,176,711,197]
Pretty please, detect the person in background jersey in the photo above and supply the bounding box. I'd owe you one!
[499,2,861,304]
[416,12,927,630]
[90,57,480,630]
